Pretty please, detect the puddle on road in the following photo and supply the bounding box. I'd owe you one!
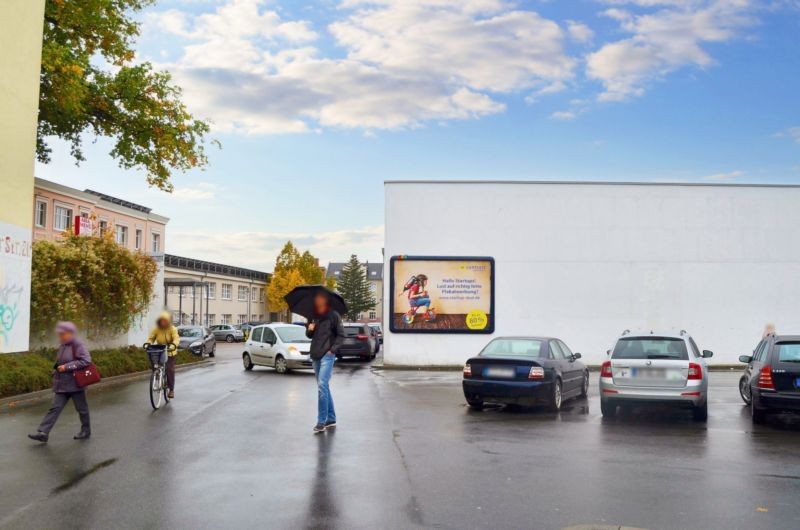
[50,458,118,495]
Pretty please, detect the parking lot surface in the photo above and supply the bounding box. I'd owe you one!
[1,343,799,529]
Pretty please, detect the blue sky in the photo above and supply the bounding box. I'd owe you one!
[37,0,800,270]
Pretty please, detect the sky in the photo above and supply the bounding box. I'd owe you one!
[36,0,800,271]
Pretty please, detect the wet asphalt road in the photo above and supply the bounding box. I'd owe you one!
[1,344,800,530]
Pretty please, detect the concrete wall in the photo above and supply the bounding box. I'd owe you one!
[0,0,45,353]
[384,181,800,367]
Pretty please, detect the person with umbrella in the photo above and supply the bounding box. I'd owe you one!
[285,286,346,434]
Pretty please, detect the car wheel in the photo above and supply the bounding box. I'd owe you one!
[751,401,767,425]
[243,353,254,371]
[209,343,216,358]
[466,398,484,410]
[580,371,589,398]
[600,400,616,418]
[739,377,752,405]
[546,379,562,412]
[226,335,234,343]
[693,401,708,422]
[275,355,288,374]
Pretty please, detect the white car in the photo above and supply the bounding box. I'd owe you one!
[242,323,313,374]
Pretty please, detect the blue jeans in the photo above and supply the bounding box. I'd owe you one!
[410,296,431,308]
[313,353,336,425]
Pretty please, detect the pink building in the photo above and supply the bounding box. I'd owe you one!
[32,177,168,252]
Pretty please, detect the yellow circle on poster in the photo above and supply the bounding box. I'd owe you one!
[466,310,488,330]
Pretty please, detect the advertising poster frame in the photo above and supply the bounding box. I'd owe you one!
[389,255,495,335]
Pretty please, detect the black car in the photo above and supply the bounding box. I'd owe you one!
[337,324,378,360]
[463,337,589,411]
[739,333,800,424]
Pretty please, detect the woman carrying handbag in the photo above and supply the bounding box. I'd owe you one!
[28,322,95,443]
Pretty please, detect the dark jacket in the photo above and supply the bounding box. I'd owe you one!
[306,310,344,360]
[52,339,92,394]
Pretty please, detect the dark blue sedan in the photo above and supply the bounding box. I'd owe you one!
[462,337,589,411]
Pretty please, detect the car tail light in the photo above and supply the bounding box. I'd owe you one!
[688,363,703,380]
[600,361,613,378]
[356,334,368,341]
[528,366,545,379]
[463,363,472,377]
[757,365,775,389]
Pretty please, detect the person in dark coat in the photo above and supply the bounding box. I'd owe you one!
[28,322,92,443]
[306,293,344,434]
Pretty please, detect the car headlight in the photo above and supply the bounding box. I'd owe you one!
[190,341,202,348]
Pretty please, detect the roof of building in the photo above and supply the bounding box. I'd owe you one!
[384,180,800,189]
[326,262,383,280]
[165,254,270,282]
[34,177,169,223]
[84,189,152,214]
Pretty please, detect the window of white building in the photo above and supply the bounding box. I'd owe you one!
[238,286,248,301]
[221,284,232,300]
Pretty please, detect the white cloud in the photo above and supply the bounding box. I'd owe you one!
[551,110,578,121]
[145,0,575,133]
[170,183,217,201]
[702,169,744,181]
[587,0,756,101]
[789,127,800,144]
[566,20,595,43]
[167,225,384,270]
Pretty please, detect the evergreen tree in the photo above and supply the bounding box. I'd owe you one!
[337,255,376,321]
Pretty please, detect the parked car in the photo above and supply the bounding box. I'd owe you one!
[462,337,589,411]
[177,325,216,357]
[210,324,244,343]
[369,323,383,345]
[599,330,712,421]
[337,324,378,360]
[739,333,800,424]
[242,324,313,374]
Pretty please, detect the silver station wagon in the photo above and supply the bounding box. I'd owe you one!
[599,330,713,421]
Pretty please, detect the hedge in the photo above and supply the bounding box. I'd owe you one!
[0,346,203,399]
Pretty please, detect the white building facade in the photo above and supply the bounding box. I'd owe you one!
[384,181,800,367]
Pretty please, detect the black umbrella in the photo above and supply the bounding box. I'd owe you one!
[284,285,347,320]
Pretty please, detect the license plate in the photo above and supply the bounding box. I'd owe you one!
[485,367,515,378]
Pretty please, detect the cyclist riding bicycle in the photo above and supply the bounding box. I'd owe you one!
[145,311,180,399]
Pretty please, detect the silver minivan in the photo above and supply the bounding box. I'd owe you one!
[599,330,713,421]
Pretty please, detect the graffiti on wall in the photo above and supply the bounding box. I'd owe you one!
[0,221,32,353]
[0,283,23,345]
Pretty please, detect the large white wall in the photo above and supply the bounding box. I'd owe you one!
[384,181,800,367]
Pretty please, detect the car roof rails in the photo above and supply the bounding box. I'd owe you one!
[680,329,687,336]
[621,329,630,336]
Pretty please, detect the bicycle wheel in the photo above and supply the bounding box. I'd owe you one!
[163,372,171,405]
[150,369,163,410]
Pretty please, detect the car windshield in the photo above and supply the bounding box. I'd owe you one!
[479,339,543,358]
[777,342,800,362]
[612,337,688,360]
[276,326,311,343]
[178,328,202,338]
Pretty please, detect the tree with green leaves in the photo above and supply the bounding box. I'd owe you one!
[336,255,376,321]
[38,0,214,191]
[30,232,158,339]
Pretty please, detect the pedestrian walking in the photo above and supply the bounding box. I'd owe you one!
[145,311,180,398]
[28,322,92,443]
[306,292,344,434]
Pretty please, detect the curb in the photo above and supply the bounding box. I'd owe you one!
[0,360,213,411]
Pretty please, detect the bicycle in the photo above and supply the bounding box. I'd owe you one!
[144,344,174,410]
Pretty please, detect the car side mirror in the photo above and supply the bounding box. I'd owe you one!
[606,350,611,356]
[739,355,753,364]
[702,350,713,358]
[573,353,582,360]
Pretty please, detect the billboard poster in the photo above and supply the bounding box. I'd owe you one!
[0,222,32,353]
[390,256,494,334]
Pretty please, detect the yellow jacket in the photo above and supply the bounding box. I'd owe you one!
[148,311,181,357]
